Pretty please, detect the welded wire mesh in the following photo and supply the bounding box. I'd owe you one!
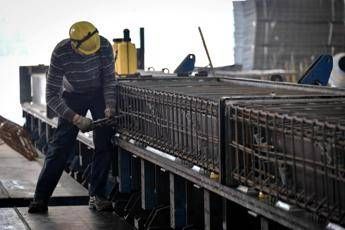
[225,98,345,224]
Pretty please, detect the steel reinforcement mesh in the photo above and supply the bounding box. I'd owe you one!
[225,98,345,224]
[117,84,220,172]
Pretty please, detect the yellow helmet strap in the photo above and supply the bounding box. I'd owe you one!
[71,29,99,49]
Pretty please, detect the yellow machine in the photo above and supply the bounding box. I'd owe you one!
[113,29,137,76]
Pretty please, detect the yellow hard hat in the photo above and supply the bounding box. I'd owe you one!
[69,21,100,55]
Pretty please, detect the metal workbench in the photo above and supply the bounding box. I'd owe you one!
[18,65,345,229]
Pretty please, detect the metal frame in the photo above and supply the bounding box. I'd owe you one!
[21,103,329,229]
[117,138,322,230]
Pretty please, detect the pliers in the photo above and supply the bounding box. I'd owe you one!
[83,115,123,132]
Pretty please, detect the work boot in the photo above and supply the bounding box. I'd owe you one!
[28,199,48,213]
[89,196,113,211]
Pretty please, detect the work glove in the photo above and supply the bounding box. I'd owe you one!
[104,107,116,118]
[72,115,92,132]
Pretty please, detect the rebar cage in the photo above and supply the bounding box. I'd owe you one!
[117,84,220,172]
[225,98,345,224]
[117,77,345,172]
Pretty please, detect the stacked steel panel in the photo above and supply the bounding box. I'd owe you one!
[233,0,345,72]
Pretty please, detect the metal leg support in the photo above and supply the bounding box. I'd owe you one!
[131,156,140,191]
[118,148,131,193]
[141,159,156,210]
[170,173,187,230]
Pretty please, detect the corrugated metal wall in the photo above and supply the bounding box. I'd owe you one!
[233,0,345,72]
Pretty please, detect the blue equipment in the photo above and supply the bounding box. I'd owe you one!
[174,54,196,76]
[298,55,333,86]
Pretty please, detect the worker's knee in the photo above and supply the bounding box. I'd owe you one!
[93,127,113,151]
[45,142,71,162]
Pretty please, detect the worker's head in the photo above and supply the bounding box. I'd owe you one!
[69,21,100,55]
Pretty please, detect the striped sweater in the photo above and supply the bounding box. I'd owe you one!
[46,36,116,122]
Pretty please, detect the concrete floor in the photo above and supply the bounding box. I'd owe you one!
[0,143,133,230]
[0,143,88,201]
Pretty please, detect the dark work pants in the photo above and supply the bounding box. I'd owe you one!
[34,91,112,202]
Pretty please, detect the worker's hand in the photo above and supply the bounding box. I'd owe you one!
[72,114,92,132]
[104,107,116,118]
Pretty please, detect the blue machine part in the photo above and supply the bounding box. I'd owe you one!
[298,55,333,86]
[174,54,196,76]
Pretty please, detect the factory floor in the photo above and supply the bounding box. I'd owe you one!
[0,143,133,230]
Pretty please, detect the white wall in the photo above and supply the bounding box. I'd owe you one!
[0,0,234,124]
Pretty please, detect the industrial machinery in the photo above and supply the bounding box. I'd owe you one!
[19,65,345,229]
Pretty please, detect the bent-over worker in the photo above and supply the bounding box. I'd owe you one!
[28,21,116,213]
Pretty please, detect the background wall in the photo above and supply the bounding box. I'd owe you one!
[0,0,234,124]
[234,0,345,71]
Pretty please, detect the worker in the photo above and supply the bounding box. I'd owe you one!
[28,21,117,213]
